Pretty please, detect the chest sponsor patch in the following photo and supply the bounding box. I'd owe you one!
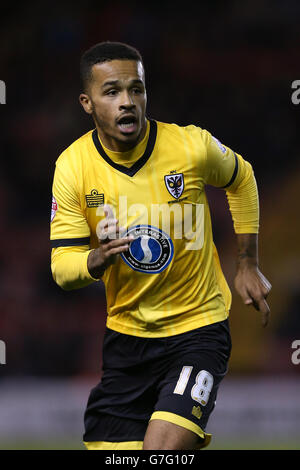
[120,225,174,274]
[51,196,58,222]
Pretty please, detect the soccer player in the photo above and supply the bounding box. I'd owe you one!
[50,41,271,450]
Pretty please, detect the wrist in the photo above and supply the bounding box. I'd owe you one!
[237,253,258,270]
[87,248,106,279]
[236,233,258,269]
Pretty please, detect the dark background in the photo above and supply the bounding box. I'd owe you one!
[1,0,300,380]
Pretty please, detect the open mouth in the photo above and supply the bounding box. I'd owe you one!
[117,115,138,134]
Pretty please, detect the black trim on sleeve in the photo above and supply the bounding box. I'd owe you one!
[92,119,157,177]
[220,152,239,189]
[51,237,90,248]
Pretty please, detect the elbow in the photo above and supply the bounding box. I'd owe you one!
[51,267,76,291]
[58,281,76,291]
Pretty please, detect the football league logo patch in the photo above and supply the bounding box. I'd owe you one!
[51,196,58,222]
[164,173,184,199]
[212,136,226,154]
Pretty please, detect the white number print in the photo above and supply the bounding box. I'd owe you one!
[191,370,214,406]
[173,367,214,406]
[173,366,193,395]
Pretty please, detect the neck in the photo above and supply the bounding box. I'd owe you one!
[96,118,148,152]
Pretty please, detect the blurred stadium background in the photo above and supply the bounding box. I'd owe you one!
[0,0,300,450]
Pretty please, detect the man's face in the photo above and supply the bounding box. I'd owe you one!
[80,59,147,150]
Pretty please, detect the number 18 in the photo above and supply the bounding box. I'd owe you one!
[173,366,213,406]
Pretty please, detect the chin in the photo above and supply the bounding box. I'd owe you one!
[119,129,141,142]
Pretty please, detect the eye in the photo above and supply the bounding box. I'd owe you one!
[132,88,143,94]
[106,89,118,96]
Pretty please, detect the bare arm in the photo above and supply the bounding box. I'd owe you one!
[234,233,272,327]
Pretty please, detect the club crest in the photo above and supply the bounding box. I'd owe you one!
[164,173,184,199]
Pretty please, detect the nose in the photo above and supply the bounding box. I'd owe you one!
[119,90,135,110]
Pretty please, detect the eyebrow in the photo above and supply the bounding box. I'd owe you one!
[102,79,144,89]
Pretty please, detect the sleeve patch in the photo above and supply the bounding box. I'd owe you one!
[51,196,58,222]
[212,136,226,154]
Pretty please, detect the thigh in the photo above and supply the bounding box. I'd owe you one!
[150,320,232,448]
[83,328,164,444]
[83,413,146,449]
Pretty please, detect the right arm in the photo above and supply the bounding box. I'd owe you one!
[87,208,133,279]
[50,160,131,290]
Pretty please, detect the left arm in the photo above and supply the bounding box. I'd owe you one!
[234,233,271,327]
[202,130,272,325]
[225,158,272,326]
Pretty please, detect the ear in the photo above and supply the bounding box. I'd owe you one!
[79,93,93,115]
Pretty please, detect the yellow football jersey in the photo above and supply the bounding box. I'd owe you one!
[50,119,258,337]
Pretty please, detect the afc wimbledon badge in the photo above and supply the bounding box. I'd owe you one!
[51,196,58,222]
[164,173,184,199]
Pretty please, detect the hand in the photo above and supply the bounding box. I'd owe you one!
[87,206,133,278]
[234,264,272,327]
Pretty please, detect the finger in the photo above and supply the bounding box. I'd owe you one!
[247,282,268,307]
[100,225,122,241]
[100,218,119,230]
[106,243,131,257]
[257,298,270,327]
[103,204,115,220]
[98,217,119,233]
[260,281,272,297]
[248,296,270,327]
[259,275,272,294]
[262,305,270,328]
[262,310,270,328]
[238,285,254,306]
[104,236,134,250]
[260,274,272,289]
[97,219,120,241]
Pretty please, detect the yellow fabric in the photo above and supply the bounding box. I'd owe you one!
[50,119,259,337]
[100,119,150,167]
[84,440,143,450]
[51,246,98,290]
[150,411,212,449]
[226,157,259,233]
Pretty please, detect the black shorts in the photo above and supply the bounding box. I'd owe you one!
[83,319,231,450]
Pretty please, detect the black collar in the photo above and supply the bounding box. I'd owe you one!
[92,119,157,177]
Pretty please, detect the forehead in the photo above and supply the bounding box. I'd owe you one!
[91,60,145,86]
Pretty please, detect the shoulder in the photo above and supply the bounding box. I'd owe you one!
[55,129,94,170]
[155,120,210,144]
